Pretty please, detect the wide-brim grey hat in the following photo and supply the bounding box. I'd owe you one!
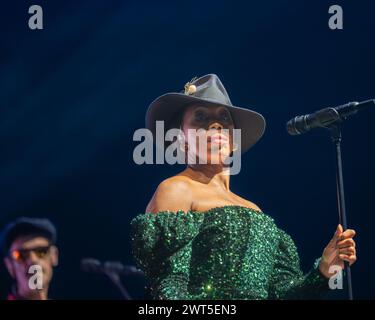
[145,74,266,153]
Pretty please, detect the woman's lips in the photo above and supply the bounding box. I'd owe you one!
[208,134,229,145]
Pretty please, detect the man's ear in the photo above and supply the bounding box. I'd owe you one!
[50,246,59,267]
[4,257,15,278]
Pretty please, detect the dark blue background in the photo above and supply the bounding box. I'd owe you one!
[0,0,374,299]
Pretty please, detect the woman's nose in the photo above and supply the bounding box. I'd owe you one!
[208,122,223,131]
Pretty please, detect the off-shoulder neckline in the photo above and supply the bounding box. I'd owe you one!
[144,204,265,216]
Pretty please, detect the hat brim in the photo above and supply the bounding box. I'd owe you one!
[145,93,266,153]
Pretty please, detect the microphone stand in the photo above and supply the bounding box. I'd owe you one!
[104,270,133,300]
[328,122,353,300]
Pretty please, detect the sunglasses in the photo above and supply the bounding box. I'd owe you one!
[9,246,51,262]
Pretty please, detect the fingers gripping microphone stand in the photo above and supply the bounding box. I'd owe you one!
[329,122,353,300]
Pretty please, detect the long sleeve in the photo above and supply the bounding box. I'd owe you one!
[151,247,200,300]
[130,211,205,300]
[268,228,331,299]
[153,272,208,300]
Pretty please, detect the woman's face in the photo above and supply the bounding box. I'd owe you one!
[180,104,236,165]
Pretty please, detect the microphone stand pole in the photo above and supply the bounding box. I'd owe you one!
[328,122,353,300]
[105,271,133,300]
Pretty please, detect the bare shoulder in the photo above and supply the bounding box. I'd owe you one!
[231,192,263,212]
[155,176,193,198]
[244,200,263,212]
[145,175,194,214]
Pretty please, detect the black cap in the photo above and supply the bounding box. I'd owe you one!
[0,217,57,256]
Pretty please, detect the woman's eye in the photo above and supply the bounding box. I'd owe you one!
[195,111,207,122]
[220,111,230,121]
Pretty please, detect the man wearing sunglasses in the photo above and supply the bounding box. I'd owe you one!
[0,217,58,300]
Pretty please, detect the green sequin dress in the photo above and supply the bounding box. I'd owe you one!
[130,205,330,300]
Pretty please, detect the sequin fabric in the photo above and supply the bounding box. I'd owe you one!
[130,205,330,300]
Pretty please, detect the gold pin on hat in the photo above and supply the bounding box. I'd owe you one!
[184,76,198,95]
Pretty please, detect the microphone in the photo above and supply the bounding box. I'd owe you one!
[286,99,375,135]
[81,258,102,273]
[81,258,144,277]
